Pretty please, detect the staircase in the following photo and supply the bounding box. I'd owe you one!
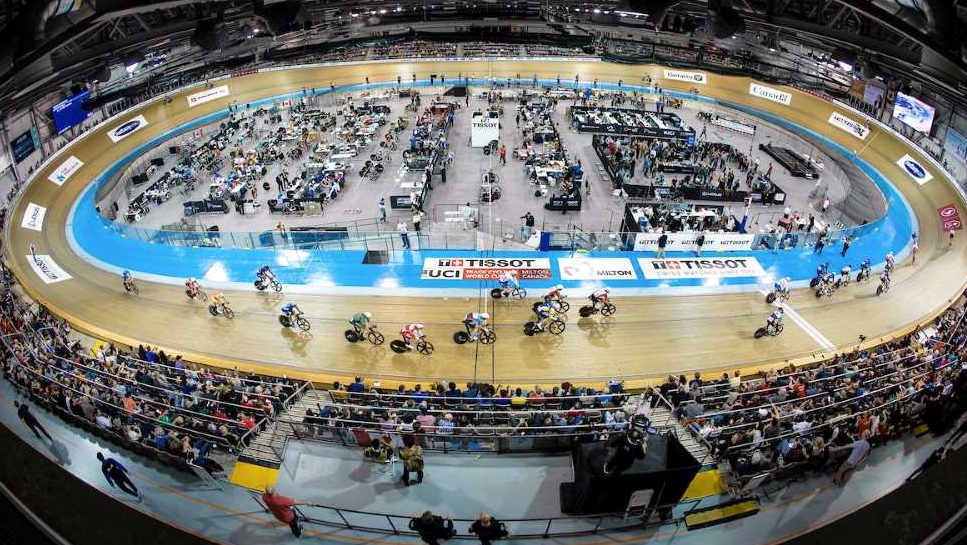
[647,405,713,464]
[238,385,323,467]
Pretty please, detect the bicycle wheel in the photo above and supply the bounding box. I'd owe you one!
[208,304,218,316]
[480,330,497,345]
[368,330,385,345]
[601,303,616,316]
[765,292,776,304]
[278,315,291,327]
[223,307,235,319]
[272,280,283,293]
[490,288,503,299]
[754,327,766,339]
[523,322,536,336]
[390,340,408,353]
[296,317,311,331]
[512,287,527,300]
[776,324,784,334]
[553,311,568,323]
[548,320,565,335]
[558,300,570,312]
[876,285,884,296]
[417,341,434,355]
[578,306,593,318]
[453,331,470,344]
[344,330,360,342]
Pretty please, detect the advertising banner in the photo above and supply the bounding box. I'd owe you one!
[21,203,46,232]
[663,69,707,85]
[863,83,885,108]
[471,114,499,147]
[26,255,72,284]
[633,232,755,252]
[937,204,963,232]
[749,83,792,106]
[47,155,84,186]
[187,85,230,107]
[638,257,766,280]
[827,112,869,140]
[107,114,149,143]
[421,257,551,280]
[896,154,934,185]
[943,129,967,166]
[557,258,637,280]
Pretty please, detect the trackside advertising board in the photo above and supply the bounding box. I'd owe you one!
[663,69,707,85]
[48,155,83,186]
[638,257,766,280]
[187,85,229,107]
[633,232,754,252]
[557,258,637,280]
[749,83,792,106]
[21,203,46,232]
[26,255,72,284]
[421,257,551,280]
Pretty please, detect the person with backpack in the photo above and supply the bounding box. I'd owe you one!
[409,511,455,545]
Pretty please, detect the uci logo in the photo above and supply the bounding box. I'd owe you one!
[903,160,926,179]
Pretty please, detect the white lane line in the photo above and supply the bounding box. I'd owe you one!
[757,287,835,349]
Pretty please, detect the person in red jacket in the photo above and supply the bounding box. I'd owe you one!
[261,484,305,537]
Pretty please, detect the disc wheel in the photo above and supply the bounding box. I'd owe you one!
[390,340,407,353]
[453,331,470,344]
[754,327,766,339]
[344,329,360,342]
[765,292,776,304]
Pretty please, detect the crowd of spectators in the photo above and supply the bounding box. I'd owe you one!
[0,276,305,473]
[664,302,967,483]
[304,378,645,441]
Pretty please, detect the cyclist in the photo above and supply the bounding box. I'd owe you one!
[544,284,566,309]
[589,287,611,310]
[858,257,872,280]
[879,269,891,290]
[281,302,303,321]
[463,312,490,341]
[497,270,519,297]
[773,277,791,299]
[532,301,552,332]
[350,311,373,334]
[400,323,426,348]
[884,252,895,273]
[122,270,135,291]
[766,307,784,333]
[211,291,229,314]
[835,265,852,288]
[185,277,201,298]
[257,265,276,285]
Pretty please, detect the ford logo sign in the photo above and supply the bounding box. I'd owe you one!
[903,159,926,179]
[113,120,141,137]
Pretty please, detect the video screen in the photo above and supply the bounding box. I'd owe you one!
[893,92,935,133]
[52,89,91,135]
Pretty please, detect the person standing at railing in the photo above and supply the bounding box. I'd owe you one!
[468,512,509,545]
[262,484,306,537]
[399,434,425,486]
[410,511,456,545]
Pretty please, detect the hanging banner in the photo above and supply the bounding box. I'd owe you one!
[662,69,707,85]
[557,258,637,280]
[943,129,967,166]
[638,257,766,279]
[749,83,792,106]
[896,154,934,185]
[827,112,869,140]
[633,232,755,252]
[47,155,84,186]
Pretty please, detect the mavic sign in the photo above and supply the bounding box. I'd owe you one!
[21,203,46,232]
[107,115,149,143]
[638,257,766,279]
[663,70,707,85]
[749,83,792,106]
[827,112,869,140]
[421,258,551,280]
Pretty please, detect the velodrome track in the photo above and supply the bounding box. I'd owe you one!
[5,59,967,388]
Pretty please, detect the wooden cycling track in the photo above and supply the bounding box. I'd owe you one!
[6,60,966,389]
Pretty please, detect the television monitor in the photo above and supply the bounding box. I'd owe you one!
[51,89,92,135]
[893,92,935,133]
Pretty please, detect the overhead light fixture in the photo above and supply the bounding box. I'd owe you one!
[123,52,144,74]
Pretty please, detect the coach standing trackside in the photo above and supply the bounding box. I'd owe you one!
[262,484,306,537]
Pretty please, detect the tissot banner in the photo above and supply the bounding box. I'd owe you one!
[421,257,552,280]
[471,114,500,147]
[633,232,755,252]
[638,257,766,279]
